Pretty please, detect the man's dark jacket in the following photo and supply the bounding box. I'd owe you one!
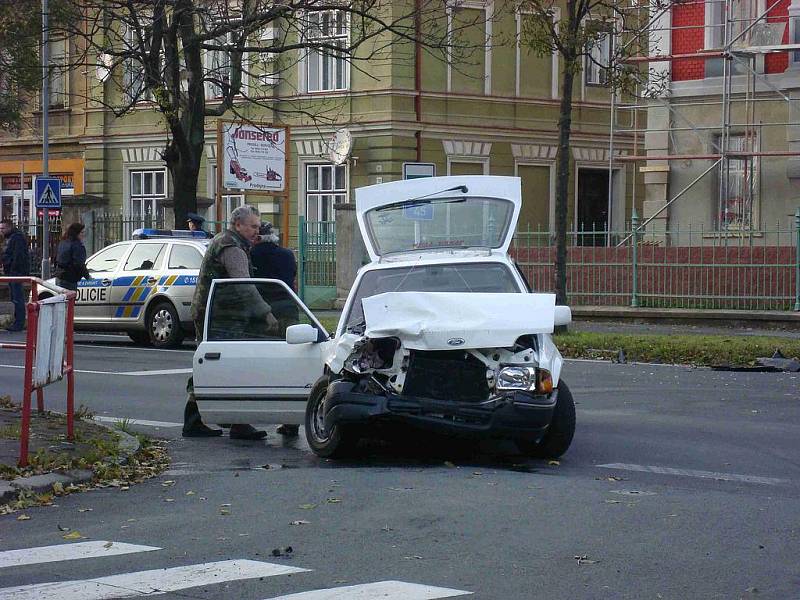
[2,228,30,276]
[251,242,297,289]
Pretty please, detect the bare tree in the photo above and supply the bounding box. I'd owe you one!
[19,0,475,225]
[518,0,658,305]
[0,2,45,130]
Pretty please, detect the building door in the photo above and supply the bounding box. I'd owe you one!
[576,168,609,246]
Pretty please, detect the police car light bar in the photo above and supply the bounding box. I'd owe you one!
[132,228,210,240]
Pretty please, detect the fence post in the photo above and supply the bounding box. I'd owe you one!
[631,209,639,308]
[795,207,800,312]
[298,216,306,303]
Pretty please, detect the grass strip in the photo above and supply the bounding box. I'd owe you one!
[555,332,800,367]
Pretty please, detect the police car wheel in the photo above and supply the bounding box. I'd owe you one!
[147,301,184,348]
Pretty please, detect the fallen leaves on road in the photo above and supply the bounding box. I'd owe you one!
[443,461,456,468]
[57,524,70,532]
[291,520,311,526]
[574,555,599,565]
[103,541,113,548]
[62,531,85,540]
[271,546,293,557]
[161,480,176,487]
[78,507,93,512]
[403,555,424,560]
[548,460,560,466]
[326,498,341,504]
[16,514,31,521]
[298,503,317,510]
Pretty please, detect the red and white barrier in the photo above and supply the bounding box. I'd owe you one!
[0,277,75,467]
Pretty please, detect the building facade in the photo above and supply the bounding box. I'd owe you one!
[643,0,799,237]
[0,2,636,250]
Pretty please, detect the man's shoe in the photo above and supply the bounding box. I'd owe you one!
[182,423,223,437]
[5,325,24,332]
[276,424,300,437]
[230,424,267,440]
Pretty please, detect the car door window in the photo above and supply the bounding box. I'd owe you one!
[168,244,203,270]
[207,280,322,342]
[86,244,130,273]
[123,243,166,271]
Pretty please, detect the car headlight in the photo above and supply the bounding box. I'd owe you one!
[496,367,554,394]
[496,366,537,391]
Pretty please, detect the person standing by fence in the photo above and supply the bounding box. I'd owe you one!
[0,219,31,332]
[54,223,91,292]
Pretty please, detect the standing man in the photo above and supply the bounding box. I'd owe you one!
[186,212,213,238]
[251,222,300,437]
[183,205,276,440]
[0,219,31,332]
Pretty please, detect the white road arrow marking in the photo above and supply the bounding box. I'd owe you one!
[597,463,788,485]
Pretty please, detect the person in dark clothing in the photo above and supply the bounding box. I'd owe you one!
[0,219,31,332]
[54,222,91,292]
[251,223,297,289]
[251,223,301,437]
[186,212,213,238]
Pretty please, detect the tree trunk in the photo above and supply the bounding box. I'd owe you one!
[555,56,577,307]
[169,153,200,228]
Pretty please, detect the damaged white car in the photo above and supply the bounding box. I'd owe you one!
[192,176,574,459]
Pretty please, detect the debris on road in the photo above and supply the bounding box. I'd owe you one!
[271,546,293,557]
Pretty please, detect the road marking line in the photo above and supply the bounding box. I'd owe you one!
[264,581,472,600]
[93,416,183,429]
[597,463,788,485]
[0,559,309,600]
[0,364,191,376]
[0,541,160,569]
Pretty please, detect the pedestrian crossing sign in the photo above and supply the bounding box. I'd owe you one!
[35,177,62,209]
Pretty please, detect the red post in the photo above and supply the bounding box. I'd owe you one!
[18,303,38,468]
[65,294,75,440]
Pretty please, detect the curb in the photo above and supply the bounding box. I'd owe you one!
[0,424,141,507]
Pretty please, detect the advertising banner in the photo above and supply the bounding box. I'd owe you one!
[221,122,287,192]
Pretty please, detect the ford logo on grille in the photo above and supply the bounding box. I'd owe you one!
[447,337,466,347]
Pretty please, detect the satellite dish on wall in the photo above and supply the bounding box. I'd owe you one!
[328,128,352,166]
[96,53,113,83]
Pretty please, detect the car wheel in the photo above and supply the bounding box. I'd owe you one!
[515,381,576,459]
[305,376,359,459]
[127,330,150,345]
[147,301,184,349]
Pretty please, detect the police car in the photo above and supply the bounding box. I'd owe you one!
[42,229,209,348]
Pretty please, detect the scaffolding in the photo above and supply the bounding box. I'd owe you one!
[609,0,800,241]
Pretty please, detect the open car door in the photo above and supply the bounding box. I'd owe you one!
[193,278,329,426]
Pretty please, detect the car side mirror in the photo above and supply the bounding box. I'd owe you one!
[554,305,572,327]
[286,323,318,344]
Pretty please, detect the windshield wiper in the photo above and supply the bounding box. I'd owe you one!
[375,185,469,212]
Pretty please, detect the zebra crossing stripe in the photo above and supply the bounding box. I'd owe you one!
[264,580,472,599]
[0,559,309,600]
[0,541,160,569]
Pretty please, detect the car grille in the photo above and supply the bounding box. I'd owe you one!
[402,351,490,403]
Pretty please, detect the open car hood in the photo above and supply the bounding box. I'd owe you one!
[354,176,522,262]
[360,292,558,350]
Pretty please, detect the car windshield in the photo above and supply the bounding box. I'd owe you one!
[345,262,520,329]
[363,197,515,256]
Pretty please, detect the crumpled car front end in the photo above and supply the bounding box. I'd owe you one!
[322,292,567,441]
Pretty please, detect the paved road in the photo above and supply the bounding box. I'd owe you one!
[1,332,799,598]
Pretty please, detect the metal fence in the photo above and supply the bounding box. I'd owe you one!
[298,218,336,305]
[84,210,166,254]
[11,216,63,277]
[511,213,800,311]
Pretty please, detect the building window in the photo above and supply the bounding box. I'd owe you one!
[49,37,68,107]
[305,10,349,92]
[717,134,757,230]
[129,169,166,228]
[585,26,612,86]
[305,164,346,221]
[448,5,490,95]
[122,25,160,103]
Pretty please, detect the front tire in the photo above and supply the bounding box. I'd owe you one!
[147,301,184,348]
[515,381,576,459]
[305,376,359,459]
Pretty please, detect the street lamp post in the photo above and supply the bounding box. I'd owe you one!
[40,0,51,278]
